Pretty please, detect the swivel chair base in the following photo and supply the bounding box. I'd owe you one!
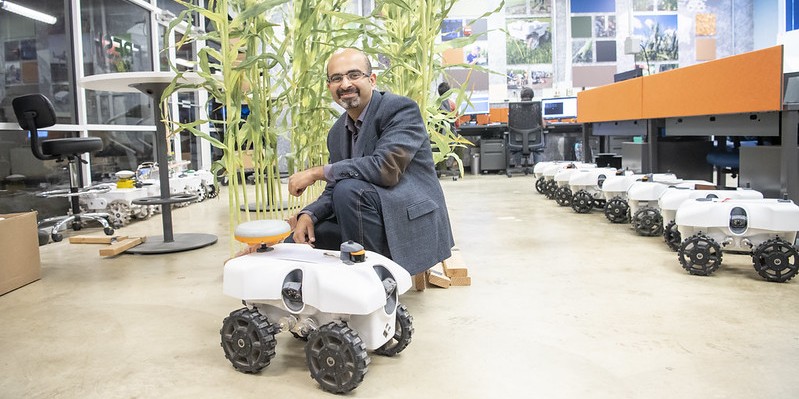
[36,185,116,243]
[38,213,115,243]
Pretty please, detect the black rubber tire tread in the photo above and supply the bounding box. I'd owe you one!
[604,197,630,223]
[571,190,593,214]
[534,176,546,194]
[678,234,723,276]
[554,186,573,207]
[752,238,799,283]
[220,307,277,374]
[663,221,681,251]
[305,321,369,394]
[375,304,414,357]
[544,179,558,199]
[633,207,663,236]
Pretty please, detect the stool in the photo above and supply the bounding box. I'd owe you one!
[12,94,115,243]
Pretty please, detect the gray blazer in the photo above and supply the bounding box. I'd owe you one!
[303,90,454,275]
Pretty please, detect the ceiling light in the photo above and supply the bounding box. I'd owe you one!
[0,0,57,25]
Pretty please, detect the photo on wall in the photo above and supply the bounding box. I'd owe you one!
[4,62,21,84]
[633,0,677,12]
[571,0,615,13]
[633,14,678,63]
[528,66,553,89]
[4,41,20,61]
[441,19,465,41]
[572,39,593,63]
[506,65,553,92]
[464,42,488,65]
[594,15,617,38]
[506,0,527,15]
[506,17,552,64]
[506,0,552,15]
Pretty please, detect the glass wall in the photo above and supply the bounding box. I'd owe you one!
[0,0,208,219]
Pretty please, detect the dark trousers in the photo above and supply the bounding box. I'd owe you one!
[290,179,391,258]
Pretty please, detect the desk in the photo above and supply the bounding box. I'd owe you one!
[80,72,218,254]
[457,123,507,139]
[577,45,798,199]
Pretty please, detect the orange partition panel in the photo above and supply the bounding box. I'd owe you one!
[577,78,643,123]
[643,45,783,118]
[489,107,508,123]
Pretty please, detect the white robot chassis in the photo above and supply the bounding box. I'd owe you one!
[675,198,799,282]
[221,220,414,393]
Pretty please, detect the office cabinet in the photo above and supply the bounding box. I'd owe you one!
[480,139,505,172]
[740,146,782,198]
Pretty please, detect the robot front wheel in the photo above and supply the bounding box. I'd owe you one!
[220,307,278,373]
[534,176,546,194]
[375,304,414,357]
[752,238,799,283]
[633,207,663,236]
[305,321,369,394]
[678,234,723,276]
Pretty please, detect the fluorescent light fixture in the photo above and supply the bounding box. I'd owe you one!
[0,0,57,25]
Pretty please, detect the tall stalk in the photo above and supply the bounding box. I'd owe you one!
[365,0,503,173]
[163,0,290,243]
[283,0,360,211]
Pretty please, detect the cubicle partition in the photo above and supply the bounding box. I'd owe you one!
[577,45,797,200]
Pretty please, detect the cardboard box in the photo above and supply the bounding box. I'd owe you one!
[0,212,41,295]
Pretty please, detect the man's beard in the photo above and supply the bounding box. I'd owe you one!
[336,87,361,109]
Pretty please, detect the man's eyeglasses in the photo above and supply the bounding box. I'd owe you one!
[327,70,368,84]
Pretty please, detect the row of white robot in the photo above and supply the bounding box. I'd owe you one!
[78,163,217,228]
[532,161,799,283]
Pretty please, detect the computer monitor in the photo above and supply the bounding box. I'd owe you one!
[540,96,578,125]
[461,95,490,116]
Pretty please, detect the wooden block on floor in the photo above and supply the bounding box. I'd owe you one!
[413,272,427,291]
[426,263,451,288]
[99,237,145,257]
[450,276,472,286]
[69,235,128,244]
[442,250,469,278]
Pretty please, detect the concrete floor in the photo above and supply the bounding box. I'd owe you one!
[2,174,799,398]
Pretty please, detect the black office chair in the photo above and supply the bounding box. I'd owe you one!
[505,101,545,177]
[12,94,115,243]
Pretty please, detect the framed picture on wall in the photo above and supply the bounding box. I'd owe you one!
[4,62,21,84]
[4,41,20,61]
[506,18,552,64]
[19,40,36,60]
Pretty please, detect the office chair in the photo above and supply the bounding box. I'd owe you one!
[12,94,115,243]
[505,101,544,177]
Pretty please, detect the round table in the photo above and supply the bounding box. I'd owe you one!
[80,72,217,254]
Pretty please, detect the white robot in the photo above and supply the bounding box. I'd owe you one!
[79,170,159,228]
[551,167,583,206]
[659,187,763,250]
[675,198,799,282]
[567,167,618,213]
[533,161,568,194]
[600,172,646,223]
[627,176,713,236]
[538,162,594,199]
[221,220,413,393]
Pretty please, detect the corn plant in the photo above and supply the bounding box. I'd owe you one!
[282,0,360,209]
[361,0,504,177]
[163,0,290,239]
